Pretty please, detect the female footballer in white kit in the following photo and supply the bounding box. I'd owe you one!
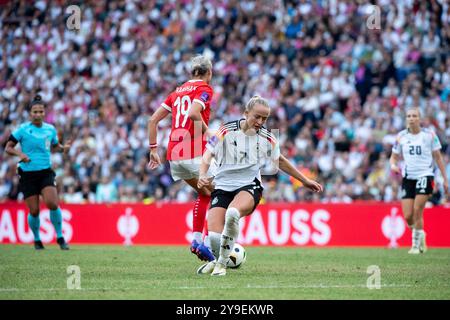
[196,96,323,276]
[390,107,448,254]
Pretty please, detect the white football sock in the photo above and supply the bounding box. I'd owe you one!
[209,232,221,260]
[412,229,422,248]
[416,229,424,242]
[204,235,211,248]
[193,232,203,244]
[218,207,240,266]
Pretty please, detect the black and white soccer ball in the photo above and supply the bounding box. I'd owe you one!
[226,243,247,269]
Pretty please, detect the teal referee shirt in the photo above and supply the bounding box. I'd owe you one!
[11,122,58,172]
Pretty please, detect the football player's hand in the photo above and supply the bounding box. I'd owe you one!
[303,179,323,193]
[197,175,213,189]
[63,140,72,154]
[19,153,30,163]
[148,150,161,170]
[390,164,401,174]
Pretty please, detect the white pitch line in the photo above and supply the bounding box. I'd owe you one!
[0,283,448,292]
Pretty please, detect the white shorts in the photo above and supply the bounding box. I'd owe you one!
[169,156,217,181]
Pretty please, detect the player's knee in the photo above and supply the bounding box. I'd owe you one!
[208,219,224,234]
[404,210,414,220]
[412,208,424,219]
[413,205,424,215]
[47,202,59,211]
[30,210,39,216]
[225,207,240,224]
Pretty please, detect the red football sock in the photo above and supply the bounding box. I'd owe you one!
[193,194,210,234]
[203,218,209,237]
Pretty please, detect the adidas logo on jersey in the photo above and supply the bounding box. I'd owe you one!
[212,197,218,205]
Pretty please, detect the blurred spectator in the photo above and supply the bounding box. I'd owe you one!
[63,185,84,204]
[0,0,449,204]
[96,176,118,203]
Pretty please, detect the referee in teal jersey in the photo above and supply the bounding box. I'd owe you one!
[5,95,71,250]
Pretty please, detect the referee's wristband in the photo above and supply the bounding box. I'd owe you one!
[149,143,158,149]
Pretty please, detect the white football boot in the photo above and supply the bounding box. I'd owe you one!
[197,261,216,275]
[408,247,420,254]
[211,262,227,276]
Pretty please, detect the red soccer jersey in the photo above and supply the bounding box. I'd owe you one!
[161,79,213,161]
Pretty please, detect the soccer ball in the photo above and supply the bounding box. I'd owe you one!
[226,243,247,269]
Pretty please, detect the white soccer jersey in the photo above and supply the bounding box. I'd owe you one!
[206,119,280,192]
[392,128,442,179]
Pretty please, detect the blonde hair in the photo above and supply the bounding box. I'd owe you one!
[245,95,270,112]
[190,55,212,77]
[406,107,421,130]
[406,106,421,117]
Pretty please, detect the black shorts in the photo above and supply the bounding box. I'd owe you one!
[401,176,434,199]
[210,178,264,213]
[18,167,56,199]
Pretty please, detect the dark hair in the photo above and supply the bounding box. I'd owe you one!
[29,95,45,110]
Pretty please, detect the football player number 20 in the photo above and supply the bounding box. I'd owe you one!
[174,95,191,128]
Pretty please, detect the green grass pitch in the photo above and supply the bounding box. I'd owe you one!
[0,245,449,299]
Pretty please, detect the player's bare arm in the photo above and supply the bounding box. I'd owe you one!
[147,106,170,170]
[4,140,30,163]
[390,152,401,174]
[51,140,72,154]
[188,102,208,132]
[432,150,449,195]
[278,155,323,192]
[188,101,214,139]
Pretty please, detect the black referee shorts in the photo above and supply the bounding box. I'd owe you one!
[209,178,264,213]
[18,167,57,199]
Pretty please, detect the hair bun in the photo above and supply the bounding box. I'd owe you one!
[33,95,42,101]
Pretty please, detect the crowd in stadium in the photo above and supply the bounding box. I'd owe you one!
[0,0,449,204]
